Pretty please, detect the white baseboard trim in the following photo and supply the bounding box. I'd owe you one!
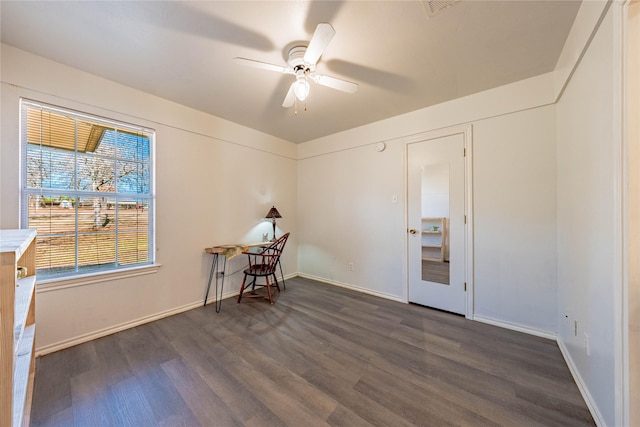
[472,314,557,340]
[36,300,204,356]
[557,339,606,427]
[297,273,405,303]
[36,272,300,356]
[472,315,604,425]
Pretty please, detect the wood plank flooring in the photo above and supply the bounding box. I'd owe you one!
[422,260,450,285]
[30,277,595,426]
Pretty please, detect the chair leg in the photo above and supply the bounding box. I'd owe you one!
[237,274,249,303]
[265,276,274,304]
[271,273,281,292]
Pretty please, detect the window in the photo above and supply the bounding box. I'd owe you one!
[20,100,155,280]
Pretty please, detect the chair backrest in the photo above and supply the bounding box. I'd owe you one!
[267,232,289,257]
[264,233,289,266]
[247,232,290,273]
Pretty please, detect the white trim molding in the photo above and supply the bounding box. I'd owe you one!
[36,271,297,356]
[472,314,557,341]
[36,297,198,356]
[36,264,162,292]
[558,338,607,427]
[297,273,405,303]
[398,123,475,319]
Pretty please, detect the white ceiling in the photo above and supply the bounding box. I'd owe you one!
[0,1,581,143]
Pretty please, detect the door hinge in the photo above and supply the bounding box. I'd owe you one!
[463,148,466,157]
[464,282,467,291]
[464,215,467,224]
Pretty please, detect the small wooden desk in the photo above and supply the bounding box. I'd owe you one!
[203,242,269,312]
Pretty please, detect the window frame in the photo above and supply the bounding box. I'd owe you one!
[19,99,156,282]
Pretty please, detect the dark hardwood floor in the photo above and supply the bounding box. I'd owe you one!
[31,277,595,426]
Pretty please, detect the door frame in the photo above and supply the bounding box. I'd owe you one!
[401,124,474,318]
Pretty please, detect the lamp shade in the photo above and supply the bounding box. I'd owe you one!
[265,206,282,219]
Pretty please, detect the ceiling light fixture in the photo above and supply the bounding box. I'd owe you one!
[234,23,358,111]
[294,75,310,101]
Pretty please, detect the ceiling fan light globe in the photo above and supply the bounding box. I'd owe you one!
[294,79,310,101]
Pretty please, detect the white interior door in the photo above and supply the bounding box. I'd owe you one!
[408,133,466,314]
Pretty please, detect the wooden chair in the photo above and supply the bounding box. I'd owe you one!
[237,232,290,304]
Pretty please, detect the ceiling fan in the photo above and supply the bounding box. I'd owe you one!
[233,23,358,109]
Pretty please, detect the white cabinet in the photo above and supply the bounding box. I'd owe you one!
[421,217,447,262]
[1,229,37,427]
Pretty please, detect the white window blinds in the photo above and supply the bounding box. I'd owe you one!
[20,99,155,279]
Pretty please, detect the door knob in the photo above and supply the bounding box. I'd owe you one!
[409,229,418,235]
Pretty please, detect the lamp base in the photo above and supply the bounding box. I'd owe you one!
[272,219,277,241]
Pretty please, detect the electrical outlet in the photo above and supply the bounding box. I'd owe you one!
[392,194,398,204]
[348,262,354,271]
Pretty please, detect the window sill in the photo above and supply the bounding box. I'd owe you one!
[36,264,162,293]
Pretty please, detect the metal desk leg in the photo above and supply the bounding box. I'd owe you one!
[204,253,218,307]
[277,259,286,290]
[204,254,227,313]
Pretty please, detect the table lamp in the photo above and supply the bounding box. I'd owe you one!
[265,206,282,240]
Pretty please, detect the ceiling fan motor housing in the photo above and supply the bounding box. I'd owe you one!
[288,46,315,74]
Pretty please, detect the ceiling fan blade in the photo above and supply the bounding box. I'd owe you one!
[303,23,335,65]
[233,57,292,74]
[313,74,359,94]
[282,83,296,108]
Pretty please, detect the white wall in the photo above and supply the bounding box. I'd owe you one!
[555,5,618,426]
[627,3,640,425]
[297,138,406,300]
[0,45,298,352]
[297,75,559,335]
[472,106,557,333]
